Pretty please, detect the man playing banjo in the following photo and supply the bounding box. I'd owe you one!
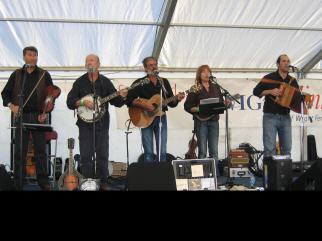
[66,54,127,190]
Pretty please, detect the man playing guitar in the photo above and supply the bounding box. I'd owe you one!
[127,56,185,163]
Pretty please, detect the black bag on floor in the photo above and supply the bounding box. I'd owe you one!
[0,165,16,191]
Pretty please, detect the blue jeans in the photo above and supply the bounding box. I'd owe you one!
[263,113,292,157]
[141,115,167,162]
[195,120,219,160]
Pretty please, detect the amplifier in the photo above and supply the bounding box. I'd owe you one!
[229,149,248,158]
[230,158,249,168]
[229,149,249,168]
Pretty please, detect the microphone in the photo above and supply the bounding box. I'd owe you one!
[87,67,97,73]
[289,65,298,72]
[24,64,34,68]
[153,70,160,76]
[87,67,97,84]
[208,74,217,83]
[147,70,160,77]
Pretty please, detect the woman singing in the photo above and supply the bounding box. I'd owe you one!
[184,65,226,161]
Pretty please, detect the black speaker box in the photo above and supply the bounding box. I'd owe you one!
[290,158,322,191]
[263,156,292,191]
[126,162,176,191]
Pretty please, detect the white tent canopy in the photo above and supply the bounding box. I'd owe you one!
[0,0,321,73]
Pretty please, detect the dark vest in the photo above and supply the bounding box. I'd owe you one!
[12,67,46,112]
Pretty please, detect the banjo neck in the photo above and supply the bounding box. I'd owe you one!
[100,91,120,106]
[99,78,150,106]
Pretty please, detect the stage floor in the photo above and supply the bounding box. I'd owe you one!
[23,176,264,191]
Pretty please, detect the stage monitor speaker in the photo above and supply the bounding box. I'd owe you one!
[290,158,322,191]
[0,165,16,191]
[263,156,292,191]
[126,162,176,191]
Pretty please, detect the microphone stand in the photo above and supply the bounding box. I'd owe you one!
[17,65,28,190]
[292,67,313,173]
[156,73,164,163]
[210,76,240,182]
[125,120,132,168]
[90,70,99,179]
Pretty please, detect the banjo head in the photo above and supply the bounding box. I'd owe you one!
[77,94,106,123]
[79,178,101,191]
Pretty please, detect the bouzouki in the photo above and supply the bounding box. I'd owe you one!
[77,78,150,123]
[58,138,83,191]
[129,85,201,128]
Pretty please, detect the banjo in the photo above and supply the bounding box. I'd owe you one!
[77,78,150,123]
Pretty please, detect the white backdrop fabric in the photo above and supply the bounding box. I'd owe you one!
[0,76,321,167]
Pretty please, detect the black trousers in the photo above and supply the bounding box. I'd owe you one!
[14,113,48,185]
[78,125,109,183]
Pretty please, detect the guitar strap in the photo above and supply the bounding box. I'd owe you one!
[159,77,168,95]
[158,77,171,108]
[22,70,46,110]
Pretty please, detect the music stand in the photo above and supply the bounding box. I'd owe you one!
[199,98,226,116]
[22,123,53,132]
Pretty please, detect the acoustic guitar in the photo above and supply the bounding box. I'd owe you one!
[129,85,201,128]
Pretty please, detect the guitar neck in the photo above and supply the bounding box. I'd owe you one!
[162,96,177,107]
[162,90,189,107]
